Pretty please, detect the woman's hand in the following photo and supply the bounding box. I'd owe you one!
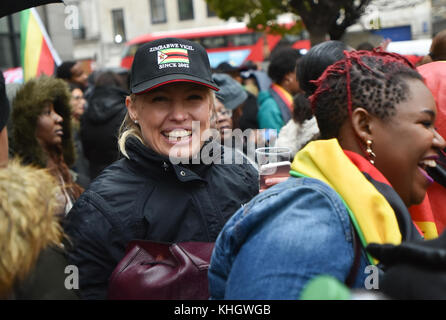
[260,176,289,192]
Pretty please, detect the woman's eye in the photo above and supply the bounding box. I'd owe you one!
[421,121,433,128]
[152,96,168,103]
[188,94,203,100]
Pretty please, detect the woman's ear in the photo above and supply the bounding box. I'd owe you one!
[125,96,137,121]
[351,107,373,143]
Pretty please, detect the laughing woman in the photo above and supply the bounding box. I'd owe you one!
[63,38,258,300]
[208,50,446,299]
[12,76,83,216]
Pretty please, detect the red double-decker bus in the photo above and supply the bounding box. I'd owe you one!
[120,23,310,69]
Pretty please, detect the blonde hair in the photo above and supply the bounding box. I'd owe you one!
[118,89,216,158]
[0,159,63,298]
[118,94,145,159]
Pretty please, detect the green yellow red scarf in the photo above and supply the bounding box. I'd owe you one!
[270,83,293,113]
[290,139,422,264]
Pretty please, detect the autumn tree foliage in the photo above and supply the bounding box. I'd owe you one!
[206,0,372,46]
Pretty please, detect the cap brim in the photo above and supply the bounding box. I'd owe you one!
[132,74,219,95]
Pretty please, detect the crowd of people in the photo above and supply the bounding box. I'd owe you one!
[1,29,446,300]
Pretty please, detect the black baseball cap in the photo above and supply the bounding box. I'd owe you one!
[130,37,219,94]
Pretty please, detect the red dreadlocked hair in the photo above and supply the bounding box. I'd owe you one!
[308,49,422,141]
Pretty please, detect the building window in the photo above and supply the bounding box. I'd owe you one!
[178,0,194,21]
[111,8,126,44]
[150,0,167,24]
[206,4,216,17]
[0,13,20,69]
[69,0,86,40]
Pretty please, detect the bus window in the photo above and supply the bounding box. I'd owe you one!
[229,32,261,47]
[122,44,139,58]
[201,36,227,49]
[281,34,302,45]
[186,37,203,46]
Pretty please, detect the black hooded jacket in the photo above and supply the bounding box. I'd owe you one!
[64,137,258,299]
[80,86,127,179]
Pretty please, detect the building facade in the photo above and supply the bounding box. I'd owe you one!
[69,0,234,68]
[344,0,433,48]
[432,0,446,33]
[1,0,445,72]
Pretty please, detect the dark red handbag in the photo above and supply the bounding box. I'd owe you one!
[107,240,214,300]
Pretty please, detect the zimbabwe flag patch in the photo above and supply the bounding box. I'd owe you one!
[157,48,189,65]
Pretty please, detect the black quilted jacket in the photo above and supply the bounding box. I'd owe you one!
[64,137,258,299]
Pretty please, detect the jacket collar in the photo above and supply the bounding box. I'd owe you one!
[125,136,221,182]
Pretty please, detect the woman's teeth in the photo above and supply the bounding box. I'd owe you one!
[165,129,192,141]
[419,159,437,168]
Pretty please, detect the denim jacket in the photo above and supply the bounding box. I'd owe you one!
[208,176,371,299]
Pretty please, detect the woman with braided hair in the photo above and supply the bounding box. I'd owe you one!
[208,50,446,299]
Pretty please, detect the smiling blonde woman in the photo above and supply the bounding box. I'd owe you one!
[64,38,259,300]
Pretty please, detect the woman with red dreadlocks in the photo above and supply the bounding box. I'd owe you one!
[208,50,446,299]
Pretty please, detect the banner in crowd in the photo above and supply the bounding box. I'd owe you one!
[3,67,23,84]
[20,7,61,81]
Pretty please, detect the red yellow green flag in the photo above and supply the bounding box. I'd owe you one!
[270,83,293,112]
[20,8,61,81]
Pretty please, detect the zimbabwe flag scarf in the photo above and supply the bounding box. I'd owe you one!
[290,139,423,264]
[269,83,293,124]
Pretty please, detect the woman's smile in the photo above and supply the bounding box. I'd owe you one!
[162,128,193,143]
[127,82,212,159]
[417,155,438,185]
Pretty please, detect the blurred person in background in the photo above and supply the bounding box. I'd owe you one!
[12,76,83,216]
[0,73,9,168]
[211,73,247,141]
[5,82,21,158]
[275,94,319,157]
[0,159,78,299]
[214,61,243,84]
[68,83,90,188]
[80,70,128,180]
[409,61,446,236]
[420,30,446,65]
[239,60,271,98]
[211,73,258,165]
[402,30,446,240]
[298,40,350,98]
[356,41,374,51]
[69,83,86,123]
[214,62,260,131]
[238,60,260,96]
[56,61,89,92]
[275,40,349,157]
[257,46,303,131]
